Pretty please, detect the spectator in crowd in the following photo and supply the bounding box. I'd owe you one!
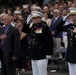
[1,8,7,14]
[71,3,76,8]
[42,5,53,19]
[59,5,64,15]
[73,0,76,7]
[16,19,25,71]
[54,3,59,9]
[13,10,21,22]
[67,1,73,8]
[49,5,54,19]
[0,14,21,75]
[15,6,21,11]
[30,5,36,11]
[61,9,69,48]
[0,14,5,27]
[42,6,49,13]
[50,9,63,58]
[16,18,31,71]
[10,14,17,27]
[49,5,54,14]
[7,8,13,16]
[63,3,68,9]
[42,12,52,27]
[22,4,30,22]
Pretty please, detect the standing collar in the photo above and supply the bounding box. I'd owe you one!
[54,16,59,20]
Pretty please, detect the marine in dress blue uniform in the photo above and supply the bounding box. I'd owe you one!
[57,8,76,75]
[25,11,53,75]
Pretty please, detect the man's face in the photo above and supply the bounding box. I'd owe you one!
[62,10,67,16]
[59,5,63,11]
[32,17,42,24]
[63,3,67,8]
[14,14,20,19]
[43,6,49,13]
[3,15,11,25]
[53,12,59,17]
[72,15,76,22]
[68,1,72,7]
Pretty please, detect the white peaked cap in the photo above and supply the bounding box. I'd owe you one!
[22,4,29,8]
[14,10,21,14]
[31,11,44,18]
[69,8,76,15]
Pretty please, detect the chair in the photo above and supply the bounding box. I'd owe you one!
[56,47,67,72]
[48,47,67,72]
[56,47,67,54]
[48,57,61,71]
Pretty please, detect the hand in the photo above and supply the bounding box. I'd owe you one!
[12,56,17,61]
[0,34,7,40]
[46,55,51,59]
[63,13,70,21]
[51,31,55,35]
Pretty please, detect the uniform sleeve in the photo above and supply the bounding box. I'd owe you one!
[56,20,66,31]
[56,21,71,32]
[43,25,53,55]
[22,22,30,33]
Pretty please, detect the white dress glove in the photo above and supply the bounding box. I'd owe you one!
[63,13,70,21]
[46,55,51,59]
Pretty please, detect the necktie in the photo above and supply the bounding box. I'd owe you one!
[1,27,7,50]
[54,18,56,24]
[52,19,56,30]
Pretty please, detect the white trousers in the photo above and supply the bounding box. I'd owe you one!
[63,35,68,48]
[68,62,76,75]
[31,59,48,75]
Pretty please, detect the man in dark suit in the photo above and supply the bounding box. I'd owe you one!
[50,9,63,58]
[0,14,21,75]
